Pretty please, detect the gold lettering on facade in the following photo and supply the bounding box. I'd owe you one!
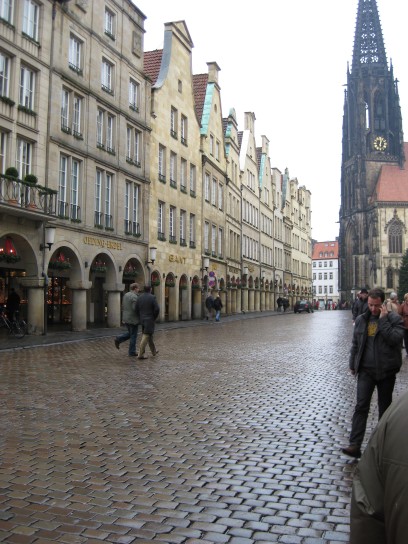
[169,254,186,264]
[83,237,122,250]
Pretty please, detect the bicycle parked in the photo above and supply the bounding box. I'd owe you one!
[0,306,28,338]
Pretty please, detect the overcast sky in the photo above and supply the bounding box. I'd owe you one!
[133,0,408,242]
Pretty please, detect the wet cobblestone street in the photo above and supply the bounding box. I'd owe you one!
[1,310,408,543]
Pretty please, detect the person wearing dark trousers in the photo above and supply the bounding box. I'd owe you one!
[135,285,160,360]
[342,288,404,459]
[6,288,20,321]
[114,283,140,357]
[213,294,223,322]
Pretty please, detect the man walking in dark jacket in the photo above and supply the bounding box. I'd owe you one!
[342,288,404,458]
[352,288,369,322]
[135,285,160,360]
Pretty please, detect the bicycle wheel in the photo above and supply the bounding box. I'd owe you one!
[11,320,27,338]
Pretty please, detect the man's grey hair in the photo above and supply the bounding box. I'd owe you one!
[390,292,398,300]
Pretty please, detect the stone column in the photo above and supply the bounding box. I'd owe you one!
[241,288,248,312]
[104,282,124,328]
[67,280,92,331]
[248,289,255,311]
[255,290,260,311]
[20,277,44,334]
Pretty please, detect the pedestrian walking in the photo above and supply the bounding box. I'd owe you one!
[283,298,289,312]
[385,291,400,313]
[276,296,283,312]
[342,288,404,459]
[6,287,21,321]
[352,288,369,322]
[205,292,214,320]
[114,283,140,357]
[398,292,408,357]
[350,390,408,543]
[213,294,223,322]
[135,285,160,360]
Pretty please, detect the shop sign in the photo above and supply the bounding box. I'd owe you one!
[83,236,122,250]
[169,254,186,264]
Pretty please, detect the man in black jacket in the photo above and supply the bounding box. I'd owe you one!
[352,288,369,322]
[342,288,404,458]
[135,285,160,360]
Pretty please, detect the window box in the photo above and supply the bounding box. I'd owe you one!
[18,104,36,116]
[0,95,15,107]
[129,104,139,113]
[170,130,177,139]
[73,131,83,140]
[105,227,114,232]
[170,179,177,188]
[68,63,83,76]
[158,174,166,183]
[101,84,113,95]
[181,137,187,146]
[104,30,115,40]
[180,186,187,194]
[61,125,71,134]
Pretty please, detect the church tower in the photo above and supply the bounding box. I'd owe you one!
[339,0,405,300]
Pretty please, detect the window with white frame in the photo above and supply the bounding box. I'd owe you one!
[218,227,223,257]
[0,52,10,98]
[94,169,113,228]
[19,65,35,110]
[0,130,7,174]
[190,164,196,195]
[72,95,82,137]
[170,152,177,187]
[105,173,113,228]
[181,115,187,145]
[61,89,69,131]
[211,178,217,206]
[58,155,82,220]
[204,222,210,252]
[126,126,141,166]
[96,108,115,152]
[23,0,39,41]
[124,181,140,235]
[129,78,139,111]
[189,213,195,247]
[158,201,165,239]
[215,140,220,161]
[16,138,31,178]
[69,34,82,74]
[106,114,115,153]
[170,107,177,138]
[0,0,13,23]
[211,225,217,255]
[169,206,176,242]
[180,158,187,191]
[104,8,115,39]
[101,58,114,93]
[204,173,210,202]
[180,210,186,245]
[158,145,166,181]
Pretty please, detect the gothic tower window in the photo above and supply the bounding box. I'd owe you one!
[365,101,370,129]
[374,93,386,131]
[388,221,402,254]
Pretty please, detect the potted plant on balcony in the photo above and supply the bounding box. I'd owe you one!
[4,167,19,204]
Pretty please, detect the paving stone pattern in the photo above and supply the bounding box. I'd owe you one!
[1,311,408,543]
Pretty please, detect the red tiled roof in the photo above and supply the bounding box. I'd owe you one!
[144,50,163,85]
[312,241,338,260]
[373,143,408,202]
[192,73,208,123]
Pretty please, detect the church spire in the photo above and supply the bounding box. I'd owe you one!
[352,0,387,71]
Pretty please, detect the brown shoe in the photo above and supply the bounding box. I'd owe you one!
[342,445,361,458]
[138,355,148,360]
[152,351,159,356]
[114,338,120,350]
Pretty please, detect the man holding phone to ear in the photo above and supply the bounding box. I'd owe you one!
[342,288,404,459]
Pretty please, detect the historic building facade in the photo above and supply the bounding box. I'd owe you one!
[0,0,313,333]
[339,0,408,301]
[312,241,340,307]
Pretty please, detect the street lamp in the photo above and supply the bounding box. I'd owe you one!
[146,246,157,266]
[40,225,56,335]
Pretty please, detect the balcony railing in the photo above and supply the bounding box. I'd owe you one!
[124,220,140,236]
[0,175,57,215]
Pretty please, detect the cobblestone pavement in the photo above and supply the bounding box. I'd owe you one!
[1,311,408,543]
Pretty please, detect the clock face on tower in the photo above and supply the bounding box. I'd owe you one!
[373,136,388,151]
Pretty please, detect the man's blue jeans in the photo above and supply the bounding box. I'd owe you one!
[349,370,396,447]
[117,324,138,355]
